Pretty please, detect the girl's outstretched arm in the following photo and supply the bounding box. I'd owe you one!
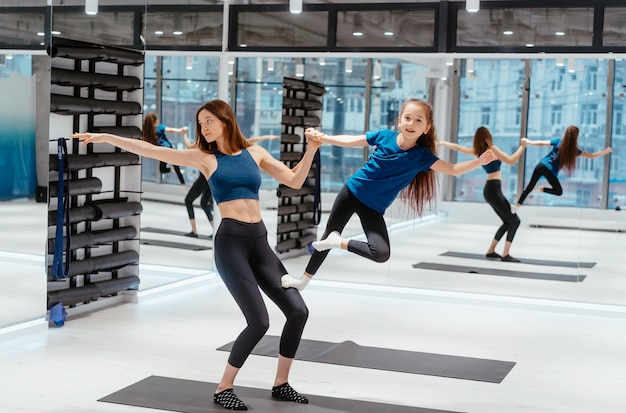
[437,140,475,156]
[580,147,612,159]
[430,149,496,176]
[491,139,527,166]
[306,127,368,147]
[522,137,551,146]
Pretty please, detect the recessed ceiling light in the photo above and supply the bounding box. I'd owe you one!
[555,31,565,36]
[503,30,513,35]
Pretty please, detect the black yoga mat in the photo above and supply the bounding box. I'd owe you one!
[140,239,211,251]
[218,335,515,383]
[141,226,213,240]
[99,375,461,413]
[412,262,586,282]
[440,251,596,268]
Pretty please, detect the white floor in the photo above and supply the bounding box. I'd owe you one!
[2,197,626,413]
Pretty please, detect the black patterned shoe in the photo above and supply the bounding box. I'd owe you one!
[213,388,248,410]
[271,382,309,404]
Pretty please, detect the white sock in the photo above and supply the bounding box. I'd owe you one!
[312,231,343,252]
[281,274,311,291]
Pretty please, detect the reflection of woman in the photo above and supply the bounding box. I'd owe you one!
[282,99,496,291]
[438,127,526,262]
[142,113,187,186]
[514,126,612,211]
[182,130,213,238]
[74,100,321,411]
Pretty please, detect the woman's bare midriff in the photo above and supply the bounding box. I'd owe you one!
[217,199,262,223]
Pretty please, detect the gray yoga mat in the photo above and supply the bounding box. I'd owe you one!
[440,251,596,268]
[99,375,461,413]
[140,239,211,251]
[142,226,213,240]
[413,262,586,282]
[217,335,515,383]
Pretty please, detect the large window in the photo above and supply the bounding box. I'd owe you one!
[609,61,626,209]
[233,57,430,193]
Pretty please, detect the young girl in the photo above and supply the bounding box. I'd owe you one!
[514,125,612,211]
[74,99,321,411]
[281,98,496,291]
[142,112,187,186]
[438,127,526,262]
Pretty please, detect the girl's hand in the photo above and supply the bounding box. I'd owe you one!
[478,149,496,165]
[521,137,530,145]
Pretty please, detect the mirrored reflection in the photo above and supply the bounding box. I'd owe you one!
[236,11,328,47]
[455,59,525,203]
[457,7,594,48]
[143,10,222,48]
[336,9,435,48]
[603,8,626,46]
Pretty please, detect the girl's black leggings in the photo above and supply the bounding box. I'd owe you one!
[305,184,390,276]
[214,218,308,369]
[483,179,520,243]
[159,161,185,185]
[185,177,213,222]
[517,162,562,205]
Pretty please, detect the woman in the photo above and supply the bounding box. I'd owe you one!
[74,99,321,411]
[438,127,526,262]
[514,126,612,211]
[142,112,187,186]
[281,98,496,291]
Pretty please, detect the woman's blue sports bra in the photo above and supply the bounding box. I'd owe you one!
[208,149,261,204]
[482,159,502,173]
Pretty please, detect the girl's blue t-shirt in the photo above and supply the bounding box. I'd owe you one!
[540,138,581,176]
[346,129,439,214]
[156,124,173,148]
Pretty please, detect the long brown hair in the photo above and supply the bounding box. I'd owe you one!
[142,113,158,145]
[398,99,438,216]
[557,125,579,174]
[195,100,251,154]
[473,126,492,156]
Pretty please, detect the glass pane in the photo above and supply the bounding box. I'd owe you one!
[609,60,626,209]
[335,9,435,48]
[525,58,609,208]
[603,8,626,46]
[144,11,223,47]
[236,11,328,47]
[52,10,136,46]
[457,8,594,48]
[455,59,525,202]
[0,9,46,47]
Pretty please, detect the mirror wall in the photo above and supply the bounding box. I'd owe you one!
[1,1,625,333]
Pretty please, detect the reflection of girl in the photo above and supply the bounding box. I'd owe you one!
[74,100,321,411]
[282,99,496,291]
[439,127,526,262]
[142,113,187,186]
[514,126,612,211]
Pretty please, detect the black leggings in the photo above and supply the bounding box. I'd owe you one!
[517,162,562,205]
[214,218,308,368]
[159,161,185,185]
[185,176,213,222]
[484,180,520,243]
[305,184,390,276]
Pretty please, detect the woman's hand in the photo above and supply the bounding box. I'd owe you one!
[478,149,496,165]
[72,132,105,145]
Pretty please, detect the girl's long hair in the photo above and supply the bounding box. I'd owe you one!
[195,100,251,154]
[142,113,158,145]
[398,99,438,216]
[473,126,492,156]
[557,125,579,174]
